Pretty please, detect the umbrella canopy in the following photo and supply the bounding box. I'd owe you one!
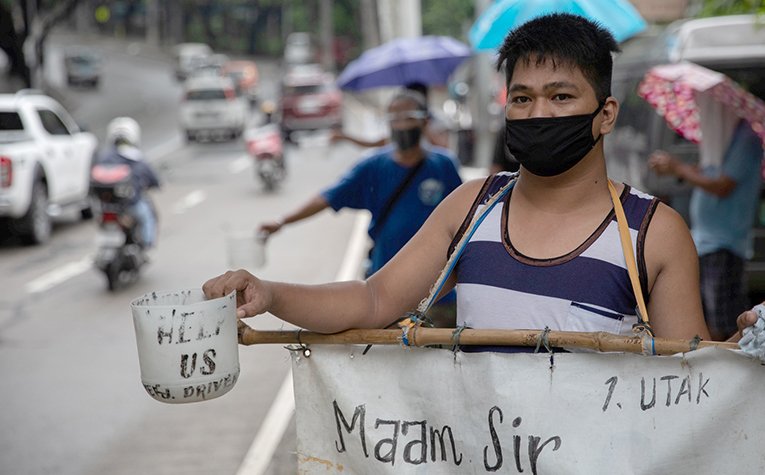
[469,0,647,51]
[336,36,471,92]
[637,62,765,166]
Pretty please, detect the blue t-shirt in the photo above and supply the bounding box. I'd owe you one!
[322,144,462,275]
[94,145,161,204]
[690,121,763,258]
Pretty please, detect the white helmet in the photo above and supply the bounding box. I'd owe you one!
[106,117,141,148]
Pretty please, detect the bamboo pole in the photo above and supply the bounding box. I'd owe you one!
[238,324,739,356]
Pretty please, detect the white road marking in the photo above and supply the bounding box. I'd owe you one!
[228,155,252,174]
[25,257,93,294]
[146,135,184,162]
[172,190,207,215]
[236,212,371,475]
[235,370,295,475]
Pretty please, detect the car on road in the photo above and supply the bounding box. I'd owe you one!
[64,48,102,88]
[172,42,213,81]
[279,66,342,141]
[0,90,98,244]
[179,76,249,142]
[222,60,259,104]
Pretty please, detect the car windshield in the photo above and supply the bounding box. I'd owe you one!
[0,112,24,130]
[228,71,244,81]
[284,83,332,95]
[69,55,96,64]
[187,89,227,100]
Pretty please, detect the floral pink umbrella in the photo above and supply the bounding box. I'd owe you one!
[637,62,765,169]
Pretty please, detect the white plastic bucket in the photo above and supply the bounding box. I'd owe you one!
[225,230,266,269]
[130,289,239,404]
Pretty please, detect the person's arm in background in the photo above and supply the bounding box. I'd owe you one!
[133,161,161,190]
[259,155,370,237]
[258,194,330,236]
[203,179,485,333]
[648,150,736,197]
[330,129,388,148]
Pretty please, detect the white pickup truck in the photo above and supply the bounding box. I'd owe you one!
[0,90,97,244]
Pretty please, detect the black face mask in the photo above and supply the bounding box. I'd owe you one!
[505,102,605,177]
[391,126,423,151]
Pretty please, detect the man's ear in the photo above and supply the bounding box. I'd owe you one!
[599,97,619,135]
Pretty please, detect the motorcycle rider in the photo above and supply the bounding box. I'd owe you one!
[94,117,160,248]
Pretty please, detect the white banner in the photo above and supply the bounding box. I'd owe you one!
[291,345,765,474]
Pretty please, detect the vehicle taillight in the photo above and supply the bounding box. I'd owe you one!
[224,88,235,101]
[0,156,11,187]
[102,211,119,223]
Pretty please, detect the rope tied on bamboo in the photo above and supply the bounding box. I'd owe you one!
[399,313,429,347]
[451,325,468,354]
[534,327,553,354]
[284,329,311,357]
[689,335,702,351]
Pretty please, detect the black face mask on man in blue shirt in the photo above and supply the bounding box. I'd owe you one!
[391,126,423,151]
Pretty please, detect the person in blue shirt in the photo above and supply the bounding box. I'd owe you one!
[649,119,764,340]
[258,89,463,326]
[95,117,161,248]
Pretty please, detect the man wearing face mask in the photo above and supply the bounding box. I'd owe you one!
[209,14,765,353]
[258,89,462,324]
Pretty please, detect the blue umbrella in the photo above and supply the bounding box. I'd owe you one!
[337,36,472,91]
[469,0,647,51]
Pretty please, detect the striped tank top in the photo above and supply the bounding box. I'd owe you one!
[453,173,659,336]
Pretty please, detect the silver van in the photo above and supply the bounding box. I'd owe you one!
[606,15,765,301]
[172,43,213,81]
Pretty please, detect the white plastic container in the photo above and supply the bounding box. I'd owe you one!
[225,229,266,269]
[130,289,239,403]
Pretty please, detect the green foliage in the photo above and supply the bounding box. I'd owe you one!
[422,0,474,39]
[696,0,765,17]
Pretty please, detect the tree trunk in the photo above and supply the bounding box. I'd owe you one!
[0,3,31,87]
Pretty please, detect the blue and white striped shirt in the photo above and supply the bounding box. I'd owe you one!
[454,173,659,336]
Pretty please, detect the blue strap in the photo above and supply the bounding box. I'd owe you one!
[421,175,516,313]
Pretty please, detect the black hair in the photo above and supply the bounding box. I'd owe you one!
[390,89,428,113]
[405,82,429,102]
[496,13,620,102]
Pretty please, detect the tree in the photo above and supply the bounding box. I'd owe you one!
[0,2,30,87]
[696,0,765,16]
[0,0,81,88]
[422,0,473,39]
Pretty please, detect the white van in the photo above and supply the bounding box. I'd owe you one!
[606,14,765,299]
[172,43,213,81]
[179,76,249,141]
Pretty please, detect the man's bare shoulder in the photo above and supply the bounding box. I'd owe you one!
[644,200,697,277]
[648,201,692,240]
[444,177,491,209]
[435,176,494,235]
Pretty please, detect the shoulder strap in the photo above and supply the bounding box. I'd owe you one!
[607,180,652,335]
[375,158,426,234]
[416,175,517,314]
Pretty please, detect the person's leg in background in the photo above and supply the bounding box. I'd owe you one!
[130,198,157,248]
[699,249,747,340]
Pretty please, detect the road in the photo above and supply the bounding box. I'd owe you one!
[0,30,380,475]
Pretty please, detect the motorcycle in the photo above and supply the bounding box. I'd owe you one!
[89,163,149,291]
[245,123,286,191]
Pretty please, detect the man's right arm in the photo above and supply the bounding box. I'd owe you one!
[259,194,330,236]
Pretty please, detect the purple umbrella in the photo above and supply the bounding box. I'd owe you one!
[337,36,472,91]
